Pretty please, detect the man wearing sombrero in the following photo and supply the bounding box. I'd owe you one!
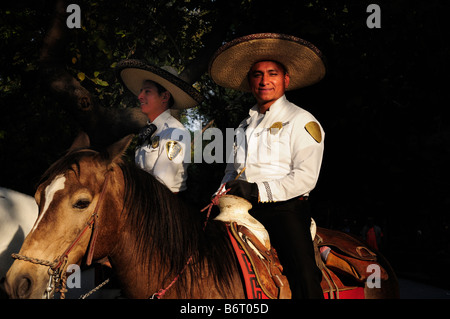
[117,59,203,193]
[210,33,326,298]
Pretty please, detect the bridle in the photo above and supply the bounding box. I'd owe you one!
[11,172,111,299]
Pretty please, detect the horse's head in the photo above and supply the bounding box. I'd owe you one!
[5,132,133,299]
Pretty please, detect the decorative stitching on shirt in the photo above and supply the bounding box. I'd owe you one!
[262,181,273,202]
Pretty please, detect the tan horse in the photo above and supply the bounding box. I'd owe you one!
[5,133,244,299]
[5,133,398,299]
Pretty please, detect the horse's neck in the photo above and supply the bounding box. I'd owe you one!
[109,238,192,298]
[106,185,244,298]
[108,230,161,298]
[108,206,186,298]
[109,221,244,299]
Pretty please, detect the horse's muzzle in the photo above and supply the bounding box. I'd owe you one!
[4,262,50,299]
[4,274,34,299]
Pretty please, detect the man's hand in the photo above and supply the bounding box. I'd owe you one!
[225,180,259,203]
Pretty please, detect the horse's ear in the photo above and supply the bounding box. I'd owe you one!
[106,134,134,163]
[69,131,91,152]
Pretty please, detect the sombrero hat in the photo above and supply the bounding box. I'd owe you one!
[209,33,326,92]
[116,59,203,109]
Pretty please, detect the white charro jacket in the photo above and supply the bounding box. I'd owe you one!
[220,95,325,202]
[135,109,189,193]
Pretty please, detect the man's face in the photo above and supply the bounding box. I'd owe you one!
[137,81,168,118]
[248,61,290,108]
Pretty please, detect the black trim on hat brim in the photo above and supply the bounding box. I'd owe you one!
[116,59,203,109]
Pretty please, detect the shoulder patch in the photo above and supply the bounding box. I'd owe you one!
[165,141,182,160]
[305,122,322,143]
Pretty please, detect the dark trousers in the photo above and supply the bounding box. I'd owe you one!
[250,198,323,299]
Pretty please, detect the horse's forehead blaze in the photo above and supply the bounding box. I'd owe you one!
[31,174,66,234]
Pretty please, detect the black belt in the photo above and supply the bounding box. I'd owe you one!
[298,196,309,201]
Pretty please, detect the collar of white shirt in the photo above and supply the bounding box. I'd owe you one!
[149,109,172,131]
[248,94,287,117]
[245,95,288,132]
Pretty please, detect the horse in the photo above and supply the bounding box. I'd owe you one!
[0,188,38,282]
[4,133,399,299]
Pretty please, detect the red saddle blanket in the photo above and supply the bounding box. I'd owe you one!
[226,224,270,299]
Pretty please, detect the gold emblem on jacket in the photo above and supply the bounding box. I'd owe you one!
[269,122,283,135]
[151,136,160,148]
[166,141,182,160]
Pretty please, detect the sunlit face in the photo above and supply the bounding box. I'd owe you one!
[137,81,170,120]
[248,61,290,110]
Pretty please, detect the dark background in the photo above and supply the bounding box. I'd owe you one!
[1,0,449,290]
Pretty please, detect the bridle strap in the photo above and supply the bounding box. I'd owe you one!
[11,172,111,299]
[86,172,110,266]
[53,172,110,269]
[16,172,111,272]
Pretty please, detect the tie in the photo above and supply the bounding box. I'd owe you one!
[137,123,157,147]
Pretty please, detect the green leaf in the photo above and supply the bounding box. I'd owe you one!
[77,72,85,81]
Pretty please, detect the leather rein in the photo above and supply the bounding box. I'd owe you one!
[12,172,111,299]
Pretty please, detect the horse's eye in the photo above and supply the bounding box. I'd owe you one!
[73,199,90,210]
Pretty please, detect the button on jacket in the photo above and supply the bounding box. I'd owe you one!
[221,95,324,202]
[135,109,189,192]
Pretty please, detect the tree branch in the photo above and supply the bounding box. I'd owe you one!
[179,0,234,84]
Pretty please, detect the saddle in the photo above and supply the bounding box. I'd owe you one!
[216,195,290,299]
[315,227,389,298]
[216,195,389,299]
[227,221,291,299]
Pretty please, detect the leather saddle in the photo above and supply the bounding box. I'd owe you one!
[228,223,390,299]
[315,227,389,298]
[216,195,389,299]
[228,221,291,299]
[216,195,291,299]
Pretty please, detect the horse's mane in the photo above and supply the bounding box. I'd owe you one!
[119,162,236,295]
[38,148,236,296]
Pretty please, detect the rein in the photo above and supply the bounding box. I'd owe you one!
[12,172,111,299]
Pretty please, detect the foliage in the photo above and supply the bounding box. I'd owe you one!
[0,0,218,192]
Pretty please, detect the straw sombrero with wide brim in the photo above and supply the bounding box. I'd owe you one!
[209,33,326,92]
[116,59,203,109]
